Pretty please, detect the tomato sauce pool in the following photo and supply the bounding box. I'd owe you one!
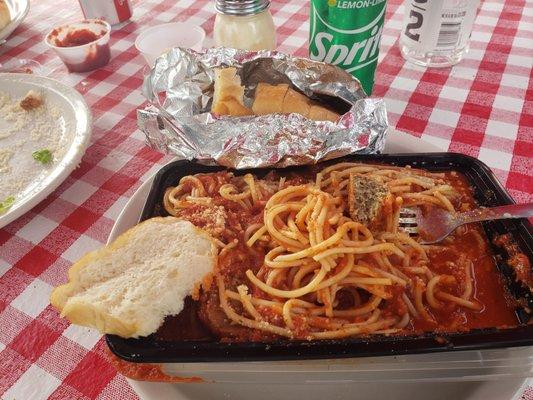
[54,28,103,47]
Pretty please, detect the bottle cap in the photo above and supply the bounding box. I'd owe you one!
[215,0,270,16]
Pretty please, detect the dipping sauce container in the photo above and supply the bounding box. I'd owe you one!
[45,19,111,73]
[135,22,205,67]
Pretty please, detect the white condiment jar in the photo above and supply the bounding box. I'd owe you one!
[213,0,277,51]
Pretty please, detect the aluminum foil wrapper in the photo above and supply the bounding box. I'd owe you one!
[138,47,388,169]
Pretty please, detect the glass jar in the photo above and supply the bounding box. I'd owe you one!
[213,0,277,51]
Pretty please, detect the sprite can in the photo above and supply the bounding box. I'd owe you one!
[309,0,387,95]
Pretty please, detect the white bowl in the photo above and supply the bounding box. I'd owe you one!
[45,19,111,73]
[135,22,205,67]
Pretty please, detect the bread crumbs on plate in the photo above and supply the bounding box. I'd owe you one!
[0,90,68,207]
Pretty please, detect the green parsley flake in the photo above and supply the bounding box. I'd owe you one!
[0,196,15,214]
[32,149,53,164]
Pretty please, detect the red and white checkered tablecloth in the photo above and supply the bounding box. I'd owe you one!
[0,0,532,399]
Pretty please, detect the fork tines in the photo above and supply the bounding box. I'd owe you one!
[399,208,419,236]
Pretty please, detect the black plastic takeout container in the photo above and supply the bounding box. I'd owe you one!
[107,153,533,363]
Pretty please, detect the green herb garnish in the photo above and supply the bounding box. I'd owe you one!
[0,196,15,214]
[32,149,53,164]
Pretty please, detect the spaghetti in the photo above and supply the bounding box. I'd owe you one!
[163,163,509,340]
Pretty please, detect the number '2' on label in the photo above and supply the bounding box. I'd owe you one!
[401,0,478,53]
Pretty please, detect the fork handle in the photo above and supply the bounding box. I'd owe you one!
[458,203,533,224]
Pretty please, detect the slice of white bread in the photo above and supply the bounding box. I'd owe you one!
[50,217,217,338]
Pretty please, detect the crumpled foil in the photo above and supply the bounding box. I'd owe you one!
[138,47,388,169]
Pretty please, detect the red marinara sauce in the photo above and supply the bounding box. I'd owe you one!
[494,233,532,288]
[106,348,204,383]
[161,169,521,342]
[53,29,104,47]
[407,171,519,333]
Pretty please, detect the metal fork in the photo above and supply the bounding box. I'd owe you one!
[398,203,533,245]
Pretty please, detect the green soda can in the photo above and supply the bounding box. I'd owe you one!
[309,0,387,95]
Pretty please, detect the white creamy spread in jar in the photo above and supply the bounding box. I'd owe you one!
[214,5,276,51]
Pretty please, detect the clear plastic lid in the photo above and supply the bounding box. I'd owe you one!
[161,346,533,383]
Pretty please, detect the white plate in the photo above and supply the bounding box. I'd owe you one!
[107,131,529,400]
[128,378,529,400]
[0,0,29,43]
[0,73,92,228]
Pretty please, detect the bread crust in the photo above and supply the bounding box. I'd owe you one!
[252,83,289,115]
[212,97,253,116]
[281,88,311,116]
[309,104,339,122]
[0,0,10,32]
[211,67,253,116]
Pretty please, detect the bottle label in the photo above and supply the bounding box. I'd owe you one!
[309,0,387,94]
[401,0,479,53]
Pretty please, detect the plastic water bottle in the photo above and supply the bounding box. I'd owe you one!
[399,0,480,67]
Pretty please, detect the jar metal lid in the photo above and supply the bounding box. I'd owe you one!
[215,0,270,16]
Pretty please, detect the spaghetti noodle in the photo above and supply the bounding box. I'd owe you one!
[163,163,510,340]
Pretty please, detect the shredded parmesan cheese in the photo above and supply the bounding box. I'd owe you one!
[187,205,227,237]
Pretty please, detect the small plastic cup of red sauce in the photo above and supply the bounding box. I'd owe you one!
[45,19,111,73]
